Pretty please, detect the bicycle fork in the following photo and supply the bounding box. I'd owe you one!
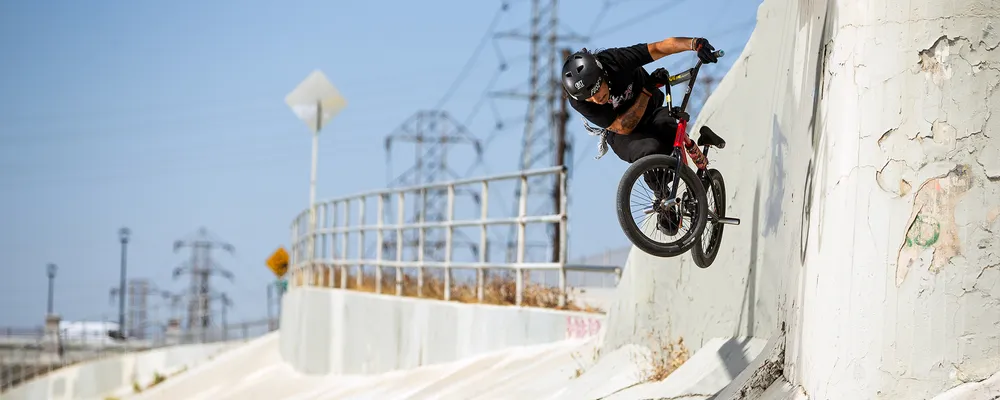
[664,118,696,208]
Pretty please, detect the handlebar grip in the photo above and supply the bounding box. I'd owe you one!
[714,50,725,58]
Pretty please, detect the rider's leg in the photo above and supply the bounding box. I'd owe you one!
[605,110,677,163]
[608,107,685,236]
[607,107,678,194]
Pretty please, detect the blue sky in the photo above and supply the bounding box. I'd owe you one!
[0,0,760,328]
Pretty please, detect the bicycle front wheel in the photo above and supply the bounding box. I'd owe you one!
[616,154,708,258]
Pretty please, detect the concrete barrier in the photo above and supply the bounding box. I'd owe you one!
[278,287,605,375]
[1,341,237,400]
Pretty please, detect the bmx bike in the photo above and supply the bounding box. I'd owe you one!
[615,49,741,268]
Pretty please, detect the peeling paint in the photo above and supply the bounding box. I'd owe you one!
[988,207,1000,224]
[896,165,975,286]
[919,36,963,86]
[916,120,961,166]
[977,144,1000,178]
[877,159,912,197]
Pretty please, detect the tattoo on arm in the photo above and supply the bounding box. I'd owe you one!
[609,90,651,135]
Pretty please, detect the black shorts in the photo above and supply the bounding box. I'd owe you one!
[606,106,678,163]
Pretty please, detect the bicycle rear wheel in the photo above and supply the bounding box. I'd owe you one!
[616,154,708,258]
[692,169,726,268]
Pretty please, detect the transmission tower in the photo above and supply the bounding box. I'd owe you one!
[384,110,484,266]
[126,279,149,339]
[171,227,235,333]
[109,279,179,339]
[492,0,584,266]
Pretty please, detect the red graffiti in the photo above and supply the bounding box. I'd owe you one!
[565,316,602,339]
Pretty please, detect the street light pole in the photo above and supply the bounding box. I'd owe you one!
[46,263,57,315]
[118,227,130,338]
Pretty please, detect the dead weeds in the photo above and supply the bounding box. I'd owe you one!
[636,332,690,383]
[292,264,604,313]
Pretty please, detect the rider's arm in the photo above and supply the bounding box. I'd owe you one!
[607,88,653,135]
[647,37,699,60]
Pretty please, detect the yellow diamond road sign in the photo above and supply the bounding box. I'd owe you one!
[266,247,290,278]
[285,69,347,134]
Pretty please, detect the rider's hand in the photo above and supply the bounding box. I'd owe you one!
[693,38,718,64]
[650,67,671,86]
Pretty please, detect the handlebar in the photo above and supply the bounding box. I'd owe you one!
[653,48,725,116]
[655,49,725,88]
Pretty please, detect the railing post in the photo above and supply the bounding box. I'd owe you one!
[418,187,426,297]
[308,199,318,286]
[558,168,568,307]
[289,216,298,289]
[445,184,455,301]
[516,174,528,306]
[329,201,339,288]
[478,181,488,303]
[340,199,350,289]
[396,192,405,296]
[357,197,366,289]
[376,194,385,294]
[320,203,328,286]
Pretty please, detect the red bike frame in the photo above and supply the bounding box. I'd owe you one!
[652,52,719,203]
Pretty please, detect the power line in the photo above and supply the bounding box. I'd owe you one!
[590,0,689,39]
[433,2,511,110]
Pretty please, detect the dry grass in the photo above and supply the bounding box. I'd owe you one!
[570,345,603,379]
[637,333,690,382]
[291,264,604,313]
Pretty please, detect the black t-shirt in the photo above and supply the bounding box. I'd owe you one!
[568,43,661,129]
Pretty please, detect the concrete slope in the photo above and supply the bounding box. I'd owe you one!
[128,331,602,400]
[555,337,767,400]
[1,341,237,400]
[597,0,1000,398]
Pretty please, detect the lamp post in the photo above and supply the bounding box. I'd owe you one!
[46,263,57,315]
[118,227,130,338]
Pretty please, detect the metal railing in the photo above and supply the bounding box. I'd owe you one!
[289,166,623,307]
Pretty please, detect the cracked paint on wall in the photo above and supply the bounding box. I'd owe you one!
[896,165,974,286]
[919,35,962,86]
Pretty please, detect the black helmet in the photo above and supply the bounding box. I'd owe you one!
[562,49,605,100]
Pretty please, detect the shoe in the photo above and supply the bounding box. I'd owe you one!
[657,207,681,236]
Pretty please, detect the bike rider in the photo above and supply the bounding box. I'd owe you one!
[561,37,719,235]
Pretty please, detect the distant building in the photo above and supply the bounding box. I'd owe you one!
[58,320,121,345]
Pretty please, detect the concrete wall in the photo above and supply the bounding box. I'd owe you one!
[279,287,605,375]
[789,0,1000,398]
[599,0,1000,398]
[1,341,236,400]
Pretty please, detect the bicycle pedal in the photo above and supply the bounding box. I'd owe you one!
[716,217,740,226]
